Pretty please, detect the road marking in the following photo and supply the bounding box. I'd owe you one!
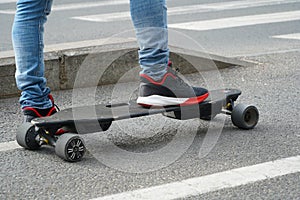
[231,48,300,57]
[0,0,129,14]
[0,140,21,152]
[53,0,128,11]
[169,10,300,31]
[92,155,300,200]
[72,0,299,22]
[73,11,130,23]
[0,0,16,3]
[272,33,300,40]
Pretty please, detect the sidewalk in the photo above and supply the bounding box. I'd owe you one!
[0,38,255,98]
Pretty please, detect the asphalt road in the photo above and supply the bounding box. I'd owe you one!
[1,0,300,56]
[0,0,300,199]
[1,50,299,199]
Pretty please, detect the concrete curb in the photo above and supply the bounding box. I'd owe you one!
[0,38,256,99]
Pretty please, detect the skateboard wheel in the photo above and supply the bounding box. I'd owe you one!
[231,104,259,130]
[16,123,41,150]
[55,134,86,162]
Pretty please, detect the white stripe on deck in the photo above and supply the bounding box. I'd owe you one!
[169,10,300,31]
[272,33,300,40]
[92,155,300,200]
[72,0,299,22]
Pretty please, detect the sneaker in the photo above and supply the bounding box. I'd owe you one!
[22,94,58,122]
[137,66,209,107]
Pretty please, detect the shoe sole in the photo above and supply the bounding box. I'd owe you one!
[137,93,209,107]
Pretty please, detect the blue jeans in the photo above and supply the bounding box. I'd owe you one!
[13,0,169,109]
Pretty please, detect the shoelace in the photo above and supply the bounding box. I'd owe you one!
[169,66,190,87]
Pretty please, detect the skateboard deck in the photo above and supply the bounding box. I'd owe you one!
[18,88,260,162]
[32,89,241,133]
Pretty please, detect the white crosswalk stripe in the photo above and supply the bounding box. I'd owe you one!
[0,141,21,152]
[0,0,16,3]
[93,155,300,200]
[71,0,299,22]
[0,0,129,14]
[169,10,300,31]
[272,33,300,40]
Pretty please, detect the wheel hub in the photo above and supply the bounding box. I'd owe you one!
[66,138,85,161]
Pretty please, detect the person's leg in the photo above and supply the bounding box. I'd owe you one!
[12,0,57,121]
[130,0,169,81]
[130,0,208,106]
